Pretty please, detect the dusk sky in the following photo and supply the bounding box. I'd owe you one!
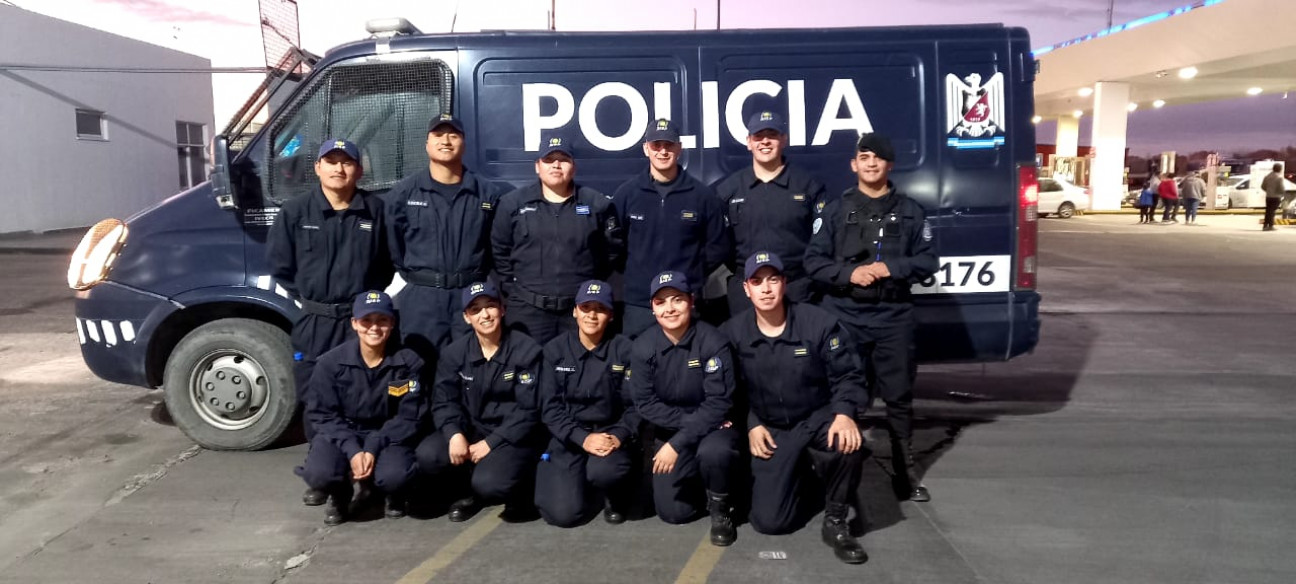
[15,0,1295,156]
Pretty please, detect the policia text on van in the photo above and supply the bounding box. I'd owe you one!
[68,22,1041,451]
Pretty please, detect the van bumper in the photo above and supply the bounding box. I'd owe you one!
[74,281,179,388]
[915,291,1041,363]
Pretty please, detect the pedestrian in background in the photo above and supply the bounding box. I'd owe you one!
[1137,181,1156,224]
[1179,170,1206,225]
[1146,174,1162,223]
[1261,163,1284,231]
[1158,172,1180,223]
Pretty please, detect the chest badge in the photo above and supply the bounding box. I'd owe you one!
[792,194,806,201]
[793,347,809,357]
[503,370,515,381]
[687,358,701,369]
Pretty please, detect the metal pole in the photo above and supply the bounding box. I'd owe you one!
[1106,0,1115,28]
[716,0,720,30]
[550,0,556,30]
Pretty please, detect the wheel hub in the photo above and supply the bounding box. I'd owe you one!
[190,352,270,431]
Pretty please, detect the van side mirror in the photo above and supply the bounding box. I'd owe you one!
[212,135,236,209]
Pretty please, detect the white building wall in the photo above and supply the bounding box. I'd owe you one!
[0,6,215,234]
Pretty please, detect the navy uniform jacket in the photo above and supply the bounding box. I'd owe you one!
[804,183,938,325]
[628,322,735,451]
[305,342,425,459]
[713,163,828,276]
[382,169,506,283]
[432,331,544,448]
[613,168,729,306]
[266,188,393,303]
[540,332,638,448]
[491,183,622,296]
[720,303,865,430]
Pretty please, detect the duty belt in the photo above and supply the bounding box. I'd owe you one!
[299,298,352,318]
[827,284,911,304]
[509,283,576,312]
[403,269,483,289]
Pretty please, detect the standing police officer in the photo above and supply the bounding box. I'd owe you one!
[713,111,828,315]
[629,271,740,546]
[613,118,729,336]
[535,280,638,526]
[417,281,545,522]
[720,252,868,564]
[492,132,621,344]
[384,114,505,358]
[267,138,393,506]
[296,291,424,525]
[804,133,938,502]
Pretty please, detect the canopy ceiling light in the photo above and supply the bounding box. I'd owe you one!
[1177,66,1198,79]
[1152,99,1167,108]
[1246,87,1263,96]
[1077,87,1094,97]
[1127,102,1139,112]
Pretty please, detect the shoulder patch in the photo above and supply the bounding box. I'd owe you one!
[816,201,826,213]
[519,372,535,385]
[705,357,721,373]
[828,336,842,352]
[922,220,933,241]
[813,217,823,235]
[388,382,410,397]
[624,368,632,379]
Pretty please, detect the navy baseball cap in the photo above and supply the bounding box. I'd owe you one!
[642,118,681,144]
[428,113,465,134]
[746,110,785,135]
[539,132,574,159]
[649,271,690,297]
[352,290,395,320]
[575,280,613,310]
[461,281,501,310]
[856,133,895,162]
[743,251,784,280]
[318,138,360,162]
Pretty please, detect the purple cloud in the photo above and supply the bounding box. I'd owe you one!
[93,0,252,27]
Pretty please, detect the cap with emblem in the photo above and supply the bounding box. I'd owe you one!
[746,110,785,135]
[649,271,690,297]
[642,118,681,144]
[461,281,501,310]
[539,131,574,159]
[575,279,613,310]
[353,290,395,320]
[318,138,360,162]
[743,251,784,280]
[856,132,895,162]
[428,112,465,134]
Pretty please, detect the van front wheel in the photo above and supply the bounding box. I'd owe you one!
[162,319,296,451]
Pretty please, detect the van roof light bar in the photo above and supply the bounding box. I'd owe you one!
[366,18,421,37]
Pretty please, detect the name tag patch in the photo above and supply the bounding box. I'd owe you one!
[792,194,806,201]
[407,199,429,207]
[300,224,320,230]
[681,210,697,221]
[630,213,645,221]
[555,366,576,373]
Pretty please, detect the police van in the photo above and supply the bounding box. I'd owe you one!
[68,21,1042,450]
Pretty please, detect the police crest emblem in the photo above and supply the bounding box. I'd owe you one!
[945,72,1005,149]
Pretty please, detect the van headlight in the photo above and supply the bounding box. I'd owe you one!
[68,219,128,290]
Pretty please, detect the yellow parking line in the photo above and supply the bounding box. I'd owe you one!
[673,532,727,584]
[394,513,503,584]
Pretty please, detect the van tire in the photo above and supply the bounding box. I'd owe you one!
[1057,202,1076,219]
[162,319,295,451]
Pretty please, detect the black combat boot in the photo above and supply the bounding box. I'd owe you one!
[448,496,481,522]
[892,440,931,502]
[706,491,736,547]
[302,487,327,507]
[822,503,868,564]
[323,484,353,526]
[385,493,407,519]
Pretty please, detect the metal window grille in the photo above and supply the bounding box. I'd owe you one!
[177,121,206,189]
[263,58,454,203]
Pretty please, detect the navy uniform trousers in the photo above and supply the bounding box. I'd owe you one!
[291,313,351,440]
[415,429,541,505]
[534,436,634,527]
[395,283,472,360]
[297,436,416,495]
[749,419,865,534]
[647,425,740,524]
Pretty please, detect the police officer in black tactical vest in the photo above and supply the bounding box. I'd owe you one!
[804,133,938,502]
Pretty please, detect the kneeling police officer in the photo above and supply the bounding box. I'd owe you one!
[295,291,424,525]
[720,252,868,564]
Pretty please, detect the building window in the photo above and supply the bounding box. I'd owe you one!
[176,121,207,189]
[75,109,107,140]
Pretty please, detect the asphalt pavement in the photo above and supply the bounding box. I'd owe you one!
[0,214,1293,583]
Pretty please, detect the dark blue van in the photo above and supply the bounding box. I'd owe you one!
[68,23,1041,450]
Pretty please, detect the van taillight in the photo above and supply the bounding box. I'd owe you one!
[1016,165,1038,290]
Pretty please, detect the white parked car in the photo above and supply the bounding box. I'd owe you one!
[1037,176,1090,218]
[1226,175,1296,209]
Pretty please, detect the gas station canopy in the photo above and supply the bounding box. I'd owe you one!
[1033,0,1296,119]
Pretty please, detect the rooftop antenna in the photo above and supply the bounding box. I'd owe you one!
[450,0,460,32]
[716,0,721,30]
[549,0,556,30]
[1106,0,1115,28]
